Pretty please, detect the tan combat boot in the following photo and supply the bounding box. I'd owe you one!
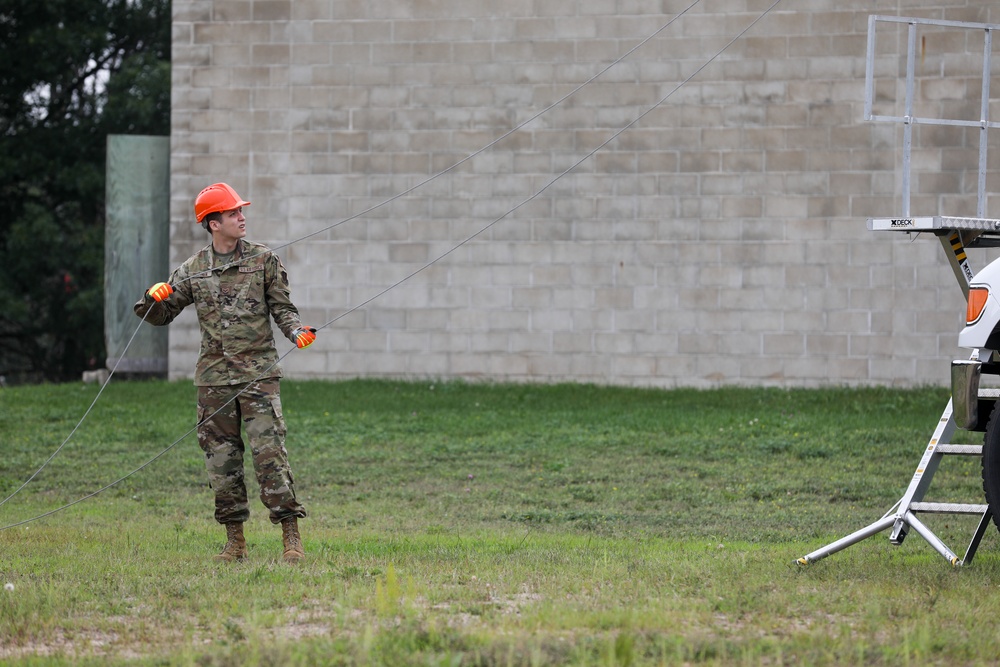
[213,522,247,562]
[281,517,305,563]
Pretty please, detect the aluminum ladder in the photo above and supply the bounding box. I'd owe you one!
[797,393,994,567]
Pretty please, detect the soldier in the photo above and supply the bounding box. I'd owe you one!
[134,182,315,564]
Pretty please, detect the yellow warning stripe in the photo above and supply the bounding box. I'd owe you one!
[950,233,968,262]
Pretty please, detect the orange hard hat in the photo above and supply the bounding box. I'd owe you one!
[194,183,251,222]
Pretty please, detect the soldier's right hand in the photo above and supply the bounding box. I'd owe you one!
[147,282,174,302]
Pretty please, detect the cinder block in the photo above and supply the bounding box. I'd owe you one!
[763,333,805,356]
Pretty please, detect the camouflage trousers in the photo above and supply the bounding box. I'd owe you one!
[196,380,307,525]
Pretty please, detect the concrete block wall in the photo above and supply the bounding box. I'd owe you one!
[169,0,1000,388]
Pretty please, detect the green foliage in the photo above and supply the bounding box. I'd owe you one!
[0,0,170,381]
[4,379,1000,665]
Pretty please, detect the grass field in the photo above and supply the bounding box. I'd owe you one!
[1,379,1000,665]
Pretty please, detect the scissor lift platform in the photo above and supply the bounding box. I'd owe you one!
[798,16,1000,567]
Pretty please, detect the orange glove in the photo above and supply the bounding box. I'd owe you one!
[147,282,173,302]
[293,326,317,349]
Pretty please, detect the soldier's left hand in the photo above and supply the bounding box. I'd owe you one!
[294,326,317,349]
[147,282,173,302]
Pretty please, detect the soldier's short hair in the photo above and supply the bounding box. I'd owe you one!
[202,212,222,234]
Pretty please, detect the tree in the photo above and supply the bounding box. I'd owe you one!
[0,0,170,382]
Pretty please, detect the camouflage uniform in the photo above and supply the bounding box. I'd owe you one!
[134,239,307,525]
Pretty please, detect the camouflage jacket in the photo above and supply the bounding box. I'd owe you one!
[134,239,305,386]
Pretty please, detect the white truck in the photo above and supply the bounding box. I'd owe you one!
[954,234,1000,524]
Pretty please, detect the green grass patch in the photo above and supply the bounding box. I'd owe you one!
[0,379,997,665]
